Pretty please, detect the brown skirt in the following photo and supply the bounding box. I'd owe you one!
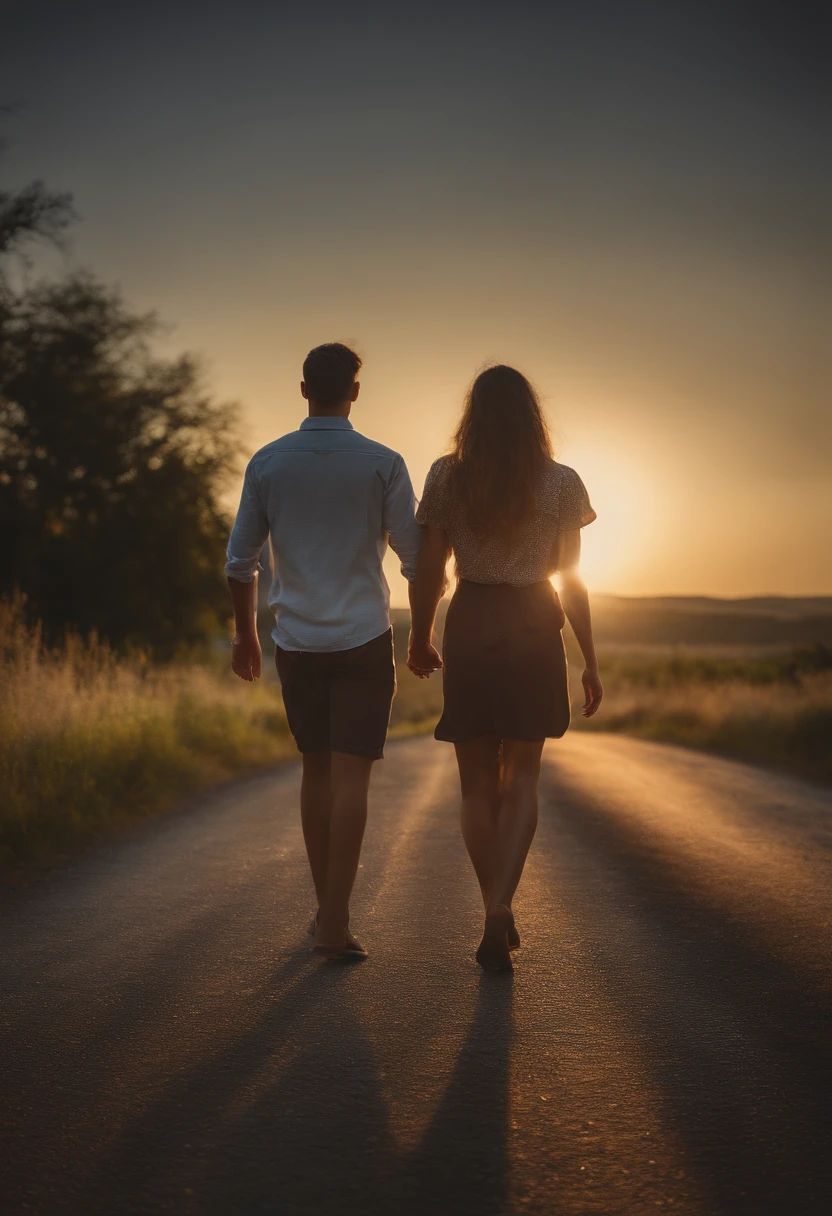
[435,579,571,744]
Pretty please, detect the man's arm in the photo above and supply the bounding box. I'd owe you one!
[225,461,269,681]
[383,455,423,585]
[228,573,262,681]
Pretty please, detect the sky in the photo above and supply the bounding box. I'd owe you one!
[2,0,830,601]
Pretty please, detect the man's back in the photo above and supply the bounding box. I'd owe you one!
[226,341,422,958]
[225,416,421,652]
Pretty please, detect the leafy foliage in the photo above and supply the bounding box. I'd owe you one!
[0,175,75,276]
[0,274,241,653]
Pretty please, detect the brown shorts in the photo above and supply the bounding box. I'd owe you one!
[436,580,570,743]
[275,629,396,760]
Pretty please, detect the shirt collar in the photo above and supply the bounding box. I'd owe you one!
[299,416,354,431]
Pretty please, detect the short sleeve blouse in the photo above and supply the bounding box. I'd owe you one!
[415,455,596,586]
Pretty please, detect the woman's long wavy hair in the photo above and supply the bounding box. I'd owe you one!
[448,365,552,542]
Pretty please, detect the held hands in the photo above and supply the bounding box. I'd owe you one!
[407,635,443,680]
[581,666,603,717]
[232,632,262,681]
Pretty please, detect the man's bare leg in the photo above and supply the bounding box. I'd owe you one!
[315,752,374,947]
[300,750,332,908]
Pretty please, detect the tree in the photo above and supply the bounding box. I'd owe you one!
[0,123,75,290]
[0,178,75,271]
[0,272,241,655]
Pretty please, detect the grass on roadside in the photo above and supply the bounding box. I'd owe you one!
[572,645,832,784]
[0,598,294,867]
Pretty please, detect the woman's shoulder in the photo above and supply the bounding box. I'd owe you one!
[544,460,596,527]
[540,459,579,495]
[416,454,456,525]
[539,460,592,514]
[546,458,580,480]
[424,454,455,489]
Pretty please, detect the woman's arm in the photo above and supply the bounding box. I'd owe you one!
[407,525,450,678]
[557,530,603,717]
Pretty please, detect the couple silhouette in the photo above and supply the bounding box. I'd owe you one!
[226,343,602,972]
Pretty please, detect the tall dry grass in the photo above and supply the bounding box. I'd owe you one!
[0,598,293,866]
[572,648,832,784]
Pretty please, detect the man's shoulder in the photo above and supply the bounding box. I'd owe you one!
[350,430,405,464]
[247,428,405,474]
[323,427,407,471]
[247,433,298,465]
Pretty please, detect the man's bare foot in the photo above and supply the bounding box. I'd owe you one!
[313,940,367,960]
[309,910,364,953]
[314,913,368,959]
[313,931,368,960]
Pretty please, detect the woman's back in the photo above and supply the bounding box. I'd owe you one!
[416,453,595,586]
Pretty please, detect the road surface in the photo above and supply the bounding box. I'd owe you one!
[2,734,831,1215]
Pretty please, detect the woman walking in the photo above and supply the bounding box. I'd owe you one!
[407,365,603,971]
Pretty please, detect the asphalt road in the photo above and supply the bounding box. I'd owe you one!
[2,734,831,1216]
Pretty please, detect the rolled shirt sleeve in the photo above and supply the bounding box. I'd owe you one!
[383,455,422,583]
[225,460,269,583]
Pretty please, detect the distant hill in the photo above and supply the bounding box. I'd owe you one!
[391,595,832,656]
[593,595,832,620]
[588,596,832,647]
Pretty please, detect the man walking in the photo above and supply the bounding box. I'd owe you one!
[225,343,427,959]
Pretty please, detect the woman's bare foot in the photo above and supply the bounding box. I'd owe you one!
[480,904,520,950]
[476,904,514,972]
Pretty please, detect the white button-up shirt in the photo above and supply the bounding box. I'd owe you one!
[225,416,422,652]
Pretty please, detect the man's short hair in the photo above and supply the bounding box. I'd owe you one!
[303,343,362,408]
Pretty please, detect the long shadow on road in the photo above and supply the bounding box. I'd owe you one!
[387,972,514,1216]
[545,785,832,1216]
[83,957,514,1216]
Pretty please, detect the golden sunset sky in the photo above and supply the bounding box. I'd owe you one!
[4,2,829,602]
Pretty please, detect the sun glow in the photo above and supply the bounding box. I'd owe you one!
[385,441,659,607]
[559,445,656,593]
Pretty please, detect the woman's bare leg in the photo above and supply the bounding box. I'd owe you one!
[489,739,545,910]
[454,736,502,907]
